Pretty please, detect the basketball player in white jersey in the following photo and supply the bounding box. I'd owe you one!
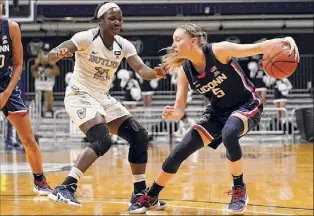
[45,2,167,210]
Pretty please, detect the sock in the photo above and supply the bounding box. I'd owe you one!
[62,176,78,185]
[133,174,146,194]
[62,167,83,186]
[148,181,164,197]
[33,173,44,181]
[68,167,83,180]
[232,174,245,187]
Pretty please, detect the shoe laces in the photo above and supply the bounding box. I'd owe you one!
[35,178,51,189]
[135,194,153,207]
[226,187,245,202]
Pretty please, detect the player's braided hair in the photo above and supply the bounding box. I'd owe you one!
[160,23,207,71]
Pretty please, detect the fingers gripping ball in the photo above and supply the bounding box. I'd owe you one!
[262,42,298,79]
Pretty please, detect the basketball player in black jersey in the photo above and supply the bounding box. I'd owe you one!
[129,23,299,214]
[0,0,51,194]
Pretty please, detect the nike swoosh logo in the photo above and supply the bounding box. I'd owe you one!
[193,81,198,85]
[92,51,98,54]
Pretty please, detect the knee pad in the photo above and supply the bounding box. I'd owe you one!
[118,117,148,163]
[222,117,243,162]
[162,129,203,174]
[86,124,112,157]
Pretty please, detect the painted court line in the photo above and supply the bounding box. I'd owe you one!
[1,197,295,215]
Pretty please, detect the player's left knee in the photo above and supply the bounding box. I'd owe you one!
[118,117,148,164]
[222,116,243,162]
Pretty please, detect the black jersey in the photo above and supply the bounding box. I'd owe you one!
[183,43,261,111]
[0,18,13,78]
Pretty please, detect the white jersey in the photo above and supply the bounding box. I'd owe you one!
[68,28,137,98]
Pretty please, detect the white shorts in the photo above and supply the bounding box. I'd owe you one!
[64,87,130,128]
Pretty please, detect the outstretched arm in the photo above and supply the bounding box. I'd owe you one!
[127,55,157,80]
[45,40,76,63]
[212,37,299,64]
[46,30,94,63]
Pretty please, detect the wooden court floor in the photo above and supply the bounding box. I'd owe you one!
[0,142,313,215]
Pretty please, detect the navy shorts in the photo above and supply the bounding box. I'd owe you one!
[0,78,27,116]
[273,88,287,102]
[193,99,263,149]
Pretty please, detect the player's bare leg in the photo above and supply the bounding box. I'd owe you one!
[7,113,52,195]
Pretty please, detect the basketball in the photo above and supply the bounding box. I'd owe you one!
[262,41,298,79]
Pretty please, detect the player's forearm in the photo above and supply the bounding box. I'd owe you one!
[45,50,61,63]
[174,93,187,116]
[137,66,157,80]
[6,65,22,93]
[260,38,283,53]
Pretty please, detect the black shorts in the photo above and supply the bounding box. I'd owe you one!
[273,88,287,101]
[194,99,263,149]
[253,78,266,89]
[0,77,27,116]
[140,80,154,93]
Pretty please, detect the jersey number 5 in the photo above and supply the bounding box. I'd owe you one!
[0,55,5,68]
[212,87,225,98]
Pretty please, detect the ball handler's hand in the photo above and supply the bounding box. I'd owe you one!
[154,66,168,79]
[282,37,299,63]
[162,105,184,121]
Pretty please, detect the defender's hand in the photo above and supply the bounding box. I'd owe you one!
[56,48,73,58]
[154,66,168,79]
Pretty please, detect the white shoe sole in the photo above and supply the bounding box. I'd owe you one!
[48,192,82,207]
[228,196,249,214]
[129,201,161,214]
[33,187,51,196]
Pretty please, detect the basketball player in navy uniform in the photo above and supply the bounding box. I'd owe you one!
[129,23,299,214]
[0,0,51,194]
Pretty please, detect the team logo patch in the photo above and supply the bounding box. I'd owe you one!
[114,50,121,56]
[114,50,121,59]
[2,35,8,44]
[198,113,211,125]
[77,108,86,119]
[210,66,217,73]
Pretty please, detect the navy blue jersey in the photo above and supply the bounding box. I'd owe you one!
[183,43,261,111]
[0,18,13,78]
[0,19,26,116]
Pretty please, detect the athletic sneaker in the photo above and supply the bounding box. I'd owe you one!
[227,185,249,213]
[33,178,52,196]
[128,189,166,214]
[129,189,167,211]
[48,184,81,207]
